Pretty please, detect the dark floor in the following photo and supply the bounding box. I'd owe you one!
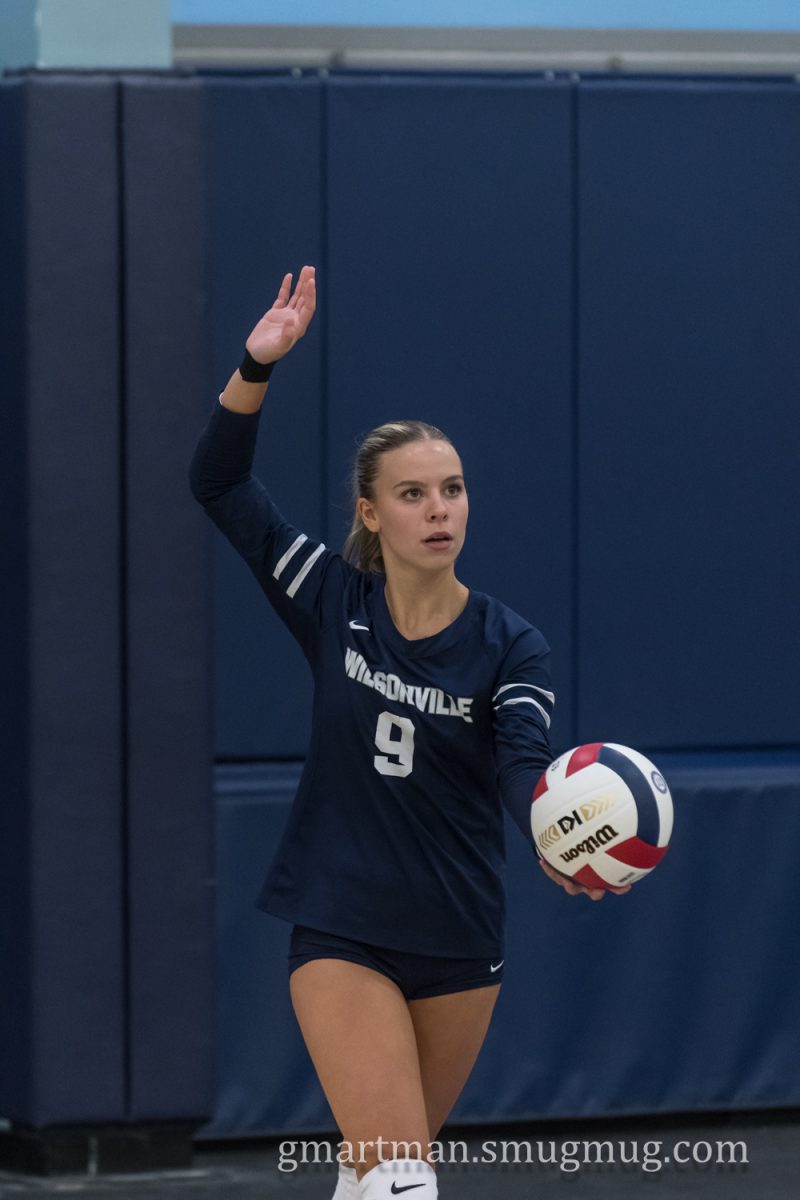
[1,1114,797,1199]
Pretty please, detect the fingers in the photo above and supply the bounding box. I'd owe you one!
[288,264,315,310]
[297,277,316,327]
[273,272,293,310]
[539,858,579,888]
[292,268,317,334]
[571,883,604,900]
[562,876,604,901]
[538,856,625,900]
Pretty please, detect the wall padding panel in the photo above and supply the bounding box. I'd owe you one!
[0,74,125,1124]
[577,79,800,749]
[204,76,325,759]
[206,752,800,1134]
[204,764,320,1138]
[122,76,213,1120]
[325,75,576,751]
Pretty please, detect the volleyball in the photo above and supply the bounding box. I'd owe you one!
[531,743,673,890]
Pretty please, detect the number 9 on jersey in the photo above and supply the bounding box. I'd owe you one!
[374,711,415,778]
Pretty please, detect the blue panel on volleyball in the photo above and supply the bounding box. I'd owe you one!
[122,77,213,1120]
[0,75,125,1124]
[205,752,800,1134]
[577,79,800,749]
[324,75,576,751]
[204,76,325,758]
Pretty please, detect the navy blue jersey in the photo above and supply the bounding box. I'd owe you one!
[189,400,554,957]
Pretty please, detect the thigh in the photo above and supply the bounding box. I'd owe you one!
[408,983,501,1142]
[290,958,431,1170]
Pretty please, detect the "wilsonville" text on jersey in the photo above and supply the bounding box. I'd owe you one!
[344,648,474,723]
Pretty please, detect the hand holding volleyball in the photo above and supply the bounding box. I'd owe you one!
[245,265,317,364]
[532,743,673,895]
[537,853,631,901]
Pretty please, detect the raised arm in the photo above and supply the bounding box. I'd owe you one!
[187,266,343,655]
[221,265,317,415]
[189,266,317,507]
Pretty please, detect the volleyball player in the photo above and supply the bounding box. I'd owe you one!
[189,266,631,1199]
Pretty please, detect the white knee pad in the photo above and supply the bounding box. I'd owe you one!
[358,1157,437,1198]
[332,1161,359,1198]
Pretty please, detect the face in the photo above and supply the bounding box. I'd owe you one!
[358,438,468,573]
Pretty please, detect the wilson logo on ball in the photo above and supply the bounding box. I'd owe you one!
[559,824,619,862]
[531,742,673,891]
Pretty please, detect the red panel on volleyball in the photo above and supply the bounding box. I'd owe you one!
[606,836,669,869]
[572,862,611,890]
[566,742,603,777]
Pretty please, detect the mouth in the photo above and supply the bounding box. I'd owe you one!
[423,532,454,546]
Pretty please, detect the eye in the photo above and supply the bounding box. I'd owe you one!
[401,487,422,500]
[445,482,463,496]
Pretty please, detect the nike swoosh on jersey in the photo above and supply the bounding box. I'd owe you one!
[348,620,371,631]
[390,1184,426,1195]
[490,960,504,972]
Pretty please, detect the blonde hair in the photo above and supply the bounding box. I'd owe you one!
[343,420,454,573]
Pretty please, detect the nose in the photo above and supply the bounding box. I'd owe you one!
[426,497,448,521]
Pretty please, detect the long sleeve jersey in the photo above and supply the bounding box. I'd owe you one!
[189,399,554,958]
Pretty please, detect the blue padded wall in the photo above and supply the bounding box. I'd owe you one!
[5,66,798,1139]
[204,76,325,759]
[577,79,800,749]
[122,77,213,1120]
[206,765,318,1137]
[0,74,31,1124]
[325,75,576,751]
[206,753,800,1135]
[467,750,800,1120]
[0,75,125,1124]
[203,73,800,1140]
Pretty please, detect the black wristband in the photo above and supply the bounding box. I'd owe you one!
[239,347,276,383]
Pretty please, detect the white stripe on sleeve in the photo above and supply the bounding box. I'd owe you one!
[493,696,551,728]
[273,534,308,581]
[286,543,327,599]
[492,682,555,705]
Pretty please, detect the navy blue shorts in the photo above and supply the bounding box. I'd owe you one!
[288,924,504,1000]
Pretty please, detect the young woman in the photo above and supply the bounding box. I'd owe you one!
[189,266,630,1199]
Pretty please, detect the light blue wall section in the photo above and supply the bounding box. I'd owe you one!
[172,0,800,32]
[2,0,170,69]
[0,2,37,67]
[38,0,170,67]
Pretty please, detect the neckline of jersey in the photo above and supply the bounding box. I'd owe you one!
[374,577,476,659]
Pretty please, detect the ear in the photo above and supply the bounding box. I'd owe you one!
[357,495,380,533]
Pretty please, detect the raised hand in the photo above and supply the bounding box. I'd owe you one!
[538,855,632,901]
[245,266,317,365]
